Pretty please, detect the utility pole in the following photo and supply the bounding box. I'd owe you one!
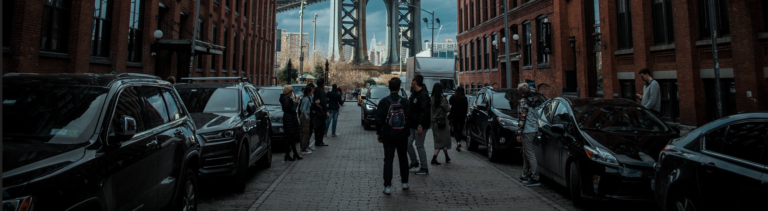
[188,0,200,77]
[299,1,306,77]
[313,13,318,59]
[707,0,723,118]
[502,0,512,88]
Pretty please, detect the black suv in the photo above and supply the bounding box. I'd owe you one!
[175,77,272,193]
[360,86,408,130]
[3,73,200,211]
[466,87,547,162]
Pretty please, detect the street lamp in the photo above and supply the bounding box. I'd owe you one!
[406,4,440,55]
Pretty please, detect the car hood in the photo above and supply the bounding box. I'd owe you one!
[190,112,239,133]
[582,130,677,165]
[2,138,86,188]
[265,105,283,117]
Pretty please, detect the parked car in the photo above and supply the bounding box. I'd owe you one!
[358,89,368,106]
[175,77,272,193]
[535,97,678,206]
[360,87,408,130]
[258,86,294,146]
[466,87,547,162]
[3,73,200,211]
[654,112,768,211]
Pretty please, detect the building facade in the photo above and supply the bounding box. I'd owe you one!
[3,0,277,85]
[277,32,309,66]
[424,40,458,58]
[456,0,768,127]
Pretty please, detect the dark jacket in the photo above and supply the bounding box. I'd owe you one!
[280,94,302,134]
[327,91,344,110]
[313,86,328,119]
[406,87,431,130]
[375,92,411,139]
[448,95,468,122]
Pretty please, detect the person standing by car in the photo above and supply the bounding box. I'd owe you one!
[300,84,316,154]
[430,83,452,165]
[280,86,303,161]
[376,78,412,195]
[635,68,661,114]
[326,84,344,137]
[314,79,330,146]
[408,75,432,175]
[516,83,543,186]
[449,87,469,151]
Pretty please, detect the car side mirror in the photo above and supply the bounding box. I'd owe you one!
[247,102,257,114]
[477,103,487,110]
[551,124,565,135]
[109,115,137,149]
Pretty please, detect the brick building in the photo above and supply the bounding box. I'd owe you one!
[456,0,768,127]
[2,0,277,85]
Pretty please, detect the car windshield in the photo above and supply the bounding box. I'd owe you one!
[177,88,239,113]
[369,88,390,99]
[492,93,511,110]
[572,103,669,132]
[259,89,283,105]
[423,78,456,93]
[3,82,108,144]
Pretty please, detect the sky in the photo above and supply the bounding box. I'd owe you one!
[276,0,458,56]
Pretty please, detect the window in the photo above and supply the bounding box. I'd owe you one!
[233,33,238,72]
[226,0,231,10]
[471,83,476,92]
[763,1,768,32]
[698,0,730,39]
[492,34,498,69]
[223,28,228,70]
[704,79,737,122]
[244,0,248,16]
[491,0,497,18]
[483,36,489,70]
[512,0,518,8]
[127,0,143,62]
[464,44,469,72]
[537,16,551,64]
[476,38,482,71]
[235,0,240,15]
[41,0,71,52]
[241,36,245,71]
[211,24,217,70]
[465,4,469,30]
[112,87,146,133]
[161,89,184,121]
[705,122,768,164]
[482,0,487,21]
[619,79,636,100]
[616,0,633,49]
[470,41,475,71]
[91,0,112,57]
[139,87,169,128]
[476,0,481,26]
[653,0,675,45]
[241,89,251,111]
[522,21,532,67]
[3,0,13,47]
[658,80,679,122]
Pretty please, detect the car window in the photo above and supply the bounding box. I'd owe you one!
[139,87,170,128]
[161,88,183,121]
[492,93,511,110]
[552,102,570,125]
[247,87,263,107]
[705,122,768,164]
[113,87,146,134]
[177,88,239,113]
[242,88,252,111]
[476,93,486,106]
[539,101,557,126]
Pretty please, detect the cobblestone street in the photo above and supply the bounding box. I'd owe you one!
[197,102,660,211]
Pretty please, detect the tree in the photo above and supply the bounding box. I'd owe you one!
[313,63,324,79]
[277,61,298,84]
[363,78,376,87]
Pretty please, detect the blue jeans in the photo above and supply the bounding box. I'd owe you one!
[325,109,339,135]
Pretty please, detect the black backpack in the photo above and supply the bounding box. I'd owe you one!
[383,96,408,139]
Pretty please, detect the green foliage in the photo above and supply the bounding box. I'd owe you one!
[312,64,325,79]
[277,64,298,84]
[363,78,376,87]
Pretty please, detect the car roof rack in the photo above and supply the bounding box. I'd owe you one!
[116,73,162,79]
[180,77,250,84]
[3,72,39,76]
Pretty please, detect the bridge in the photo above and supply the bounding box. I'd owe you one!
[276,0,422,66]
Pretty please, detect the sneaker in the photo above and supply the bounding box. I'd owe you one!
[408,166,420,172]
[332,134,337,137]
[383,186,391,195]
[402,183,409,190]
[311,146,317,150]
[303,150,312,155]
[335,133,341,136]
[415,168,429,175]
[524,179,540,187]
[517,176,529,182]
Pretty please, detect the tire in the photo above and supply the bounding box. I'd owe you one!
[467,126,478,151]
[569,161,586,207]
[232,145,249,193]
[668,190,700,211]
[175,167,197,211]
[487,131,500,162]
[257,141,272,169]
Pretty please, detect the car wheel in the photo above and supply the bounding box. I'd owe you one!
[175,167,197,211]
[487,131,499,162]
[669,191,700,211]
[467,126,478,151]
[569,161,586,207]
[232,145,249,193]
[257,141,272,169]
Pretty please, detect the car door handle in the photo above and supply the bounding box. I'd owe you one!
[703,162,716,173]
[146,140,159,148]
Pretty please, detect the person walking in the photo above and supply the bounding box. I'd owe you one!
[376,78,411,195]
[636,68,661,114]
[280,86,303,161]
[448,87,468,151]
[299,84,316,155]
[429,83,452,165]
[407,75,431,175]
[313,79,330,146]
[516,83,544,186]
[326,84,344,137]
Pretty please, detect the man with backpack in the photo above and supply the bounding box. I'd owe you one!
[376,78,411,195]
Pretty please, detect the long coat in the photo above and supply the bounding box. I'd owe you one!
[280,94,302,134]
[430,96,452,149]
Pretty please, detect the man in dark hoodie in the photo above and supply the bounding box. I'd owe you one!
[313,78,329,146]
[407,74,431,175]
[375,78,411,195]
[325,84,344,137]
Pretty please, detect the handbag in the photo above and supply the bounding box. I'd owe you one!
[434,98,447,129]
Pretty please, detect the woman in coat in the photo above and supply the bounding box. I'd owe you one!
[448,86,468,152]
[280,86,303,161]
[299,84,316,154]
[430,83,452,165]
